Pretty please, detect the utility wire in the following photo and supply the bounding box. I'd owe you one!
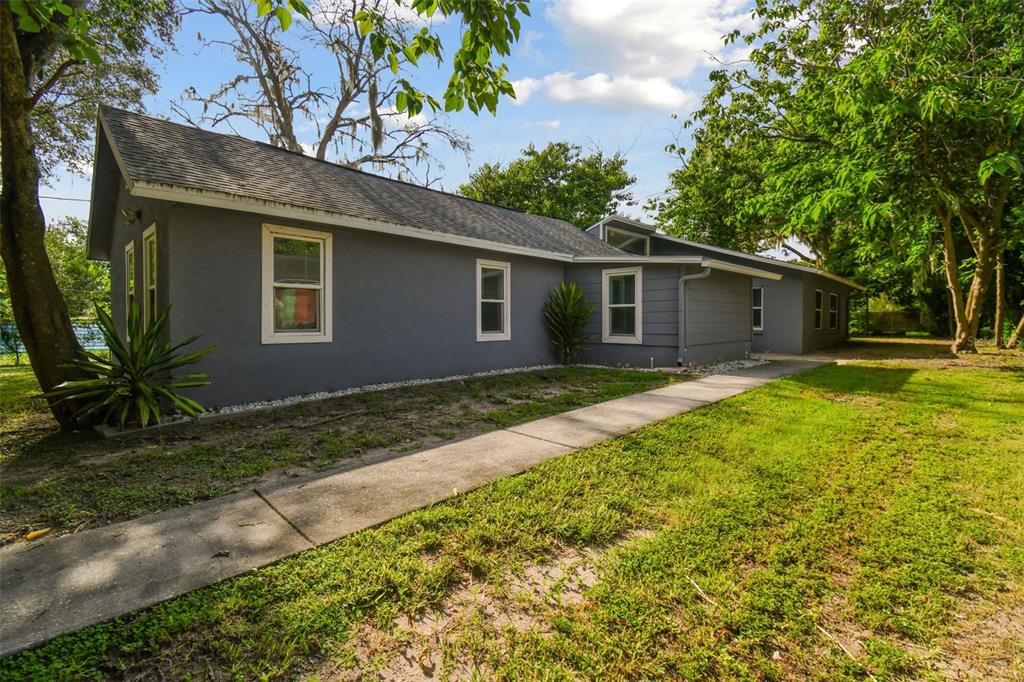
[40,195,90,202]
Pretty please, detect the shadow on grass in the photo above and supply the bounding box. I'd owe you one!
[840,338,958,360]
[787,363,918,395]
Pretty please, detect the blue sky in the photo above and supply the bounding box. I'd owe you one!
[43,0,757,229]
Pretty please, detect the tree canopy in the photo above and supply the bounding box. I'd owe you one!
[655,0,1023,351]
[460,142,636,228]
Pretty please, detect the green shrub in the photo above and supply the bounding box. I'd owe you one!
[544,282,594,365]
[44,302,214,429]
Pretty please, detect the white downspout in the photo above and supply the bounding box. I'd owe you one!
[677,263,712,366]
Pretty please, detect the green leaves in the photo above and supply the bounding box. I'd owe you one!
[253,0,310,29]
[459,142,636,228]
[43,301,215,429]
[354,0,527,116]
[978,152,1023,185]
[544,282,595,365]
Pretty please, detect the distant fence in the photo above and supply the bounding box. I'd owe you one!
[0,322,107,354]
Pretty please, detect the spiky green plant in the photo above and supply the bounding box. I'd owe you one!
[544,282,595,365]
[44,302,214,429]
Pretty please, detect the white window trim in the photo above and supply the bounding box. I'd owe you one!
[476,258,511,342]
[814,289,823,330]
[752,286,764,331]
[829,292,839,330]
[142,223,157,325]
[605,226,650,256]
[261,223,333,344]
[602,266,643,344]
[124,239,136,328]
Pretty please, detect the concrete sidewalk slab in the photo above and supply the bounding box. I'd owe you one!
[257,430,571,546]
[507,393,707,448]
[0,490,311,657]
[0,360,827,658]
[647,381,745,403]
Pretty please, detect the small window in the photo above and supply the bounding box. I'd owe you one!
[602,266,642,344]
[124,240,136,330]
[142,224,157,325]
[605,227,649,256]
[814,289,823,330]
[477,259,510,341]
[752,286,764,331]
[262,224,333,344]
[829,292,839,330]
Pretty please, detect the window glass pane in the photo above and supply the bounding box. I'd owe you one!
[481,267,504,300]
[274,287,321,332]
[274,237,321,284]
[609,274,636,305]
[815,290,822,308]
[147,239,157,286]
[815,310,822,328]
[481,301,504,333]
[607,229,647,255]
[753,309,763,329]
[830,294,838,312]
[752,288,763,307]
[610,306,636,335]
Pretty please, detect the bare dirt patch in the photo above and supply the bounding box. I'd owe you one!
[1,368,671,545]
[314,530,654,681]
[931,595,1024,681]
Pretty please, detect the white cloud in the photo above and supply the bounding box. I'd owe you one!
[542,72,697,111]
[547,0,755,80]
[510,77,542,105]
[510,72,697,112]
[523,119,561,129]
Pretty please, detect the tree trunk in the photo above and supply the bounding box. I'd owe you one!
[0,4,88,428]
[1008,311,1024,349]
[936,202,974,352]
[994,250,1005,348]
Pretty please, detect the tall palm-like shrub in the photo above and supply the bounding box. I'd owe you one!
[544,282,594,365]
[44,302,214,429]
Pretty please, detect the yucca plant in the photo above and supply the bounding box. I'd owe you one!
[544,282,595,365]
[44,302,215,429]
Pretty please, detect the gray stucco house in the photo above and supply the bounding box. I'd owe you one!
[87,107,861,407]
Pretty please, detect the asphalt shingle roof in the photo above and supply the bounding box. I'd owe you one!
[100,106,625,257]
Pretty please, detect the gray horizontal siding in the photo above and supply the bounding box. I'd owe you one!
[682,270,752,364]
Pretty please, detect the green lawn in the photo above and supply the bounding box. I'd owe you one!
[3,350,1021,680]
[0,365,675,543]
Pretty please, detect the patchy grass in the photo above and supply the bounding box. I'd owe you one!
[3,343,1021,680]
[0,366,675,544]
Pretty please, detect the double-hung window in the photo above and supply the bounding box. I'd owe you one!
[142,224,157,325]
[124,240,136,330]
[605,227,649,256]
[752,286,764,331]
[262,224,332,344]
[477,259,510,341]
[814,289,823,330]
[602,266,642,344]
[829,292,839,330]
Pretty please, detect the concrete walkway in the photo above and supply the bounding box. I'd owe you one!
[0,360,822,657]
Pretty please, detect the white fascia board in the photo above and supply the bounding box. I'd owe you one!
[129,181,577,263]
[571,255,703,264]
[702,258,783,281]
[597,214,658,233]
